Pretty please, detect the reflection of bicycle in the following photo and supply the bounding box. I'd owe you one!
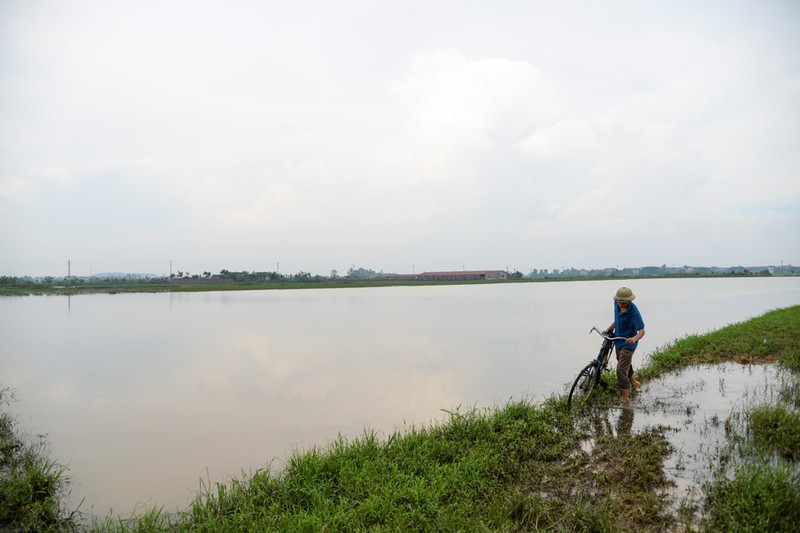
[568,327,627,406]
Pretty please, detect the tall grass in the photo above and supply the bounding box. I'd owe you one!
[177,400,593,531]
[0,387,77,532]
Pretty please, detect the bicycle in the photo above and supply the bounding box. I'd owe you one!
[568,327,627,406]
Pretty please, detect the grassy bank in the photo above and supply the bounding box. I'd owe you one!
[639,304,800,377]
[2,307,798,531]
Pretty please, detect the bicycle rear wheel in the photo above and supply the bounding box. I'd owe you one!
[568,362,598,406]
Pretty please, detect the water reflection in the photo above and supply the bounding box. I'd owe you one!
[617,407,634,436]
[629,363,784,507]
[0,277,798,515]
[579,405,635,456]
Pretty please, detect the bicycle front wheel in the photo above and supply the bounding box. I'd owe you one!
[568,362,598,406]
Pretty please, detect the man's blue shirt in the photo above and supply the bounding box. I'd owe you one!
[614,302,645,349]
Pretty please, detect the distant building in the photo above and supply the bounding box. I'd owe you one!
[416,270,508,281]
[169,275,236,285]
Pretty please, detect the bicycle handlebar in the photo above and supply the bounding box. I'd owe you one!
[590,326,627,341]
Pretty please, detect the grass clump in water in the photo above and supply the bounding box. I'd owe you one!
[747,404,800,461]
[0,386,77,532]
[703,460,800,532]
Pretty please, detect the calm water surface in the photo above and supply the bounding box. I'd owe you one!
[2,277,799,515]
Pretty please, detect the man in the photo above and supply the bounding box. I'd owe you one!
[606,287,645,405]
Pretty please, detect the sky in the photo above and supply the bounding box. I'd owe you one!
[1,0,798,277]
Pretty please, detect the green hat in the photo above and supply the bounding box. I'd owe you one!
[614,287,636,302]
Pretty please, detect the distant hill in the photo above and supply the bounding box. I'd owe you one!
[89,273,158,280]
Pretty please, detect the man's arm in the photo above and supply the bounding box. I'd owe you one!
[626,328,645,345]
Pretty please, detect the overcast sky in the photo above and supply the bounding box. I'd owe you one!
[1,0,798,277]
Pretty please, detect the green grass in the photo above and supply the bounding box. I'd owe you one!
[0,387,77,532]
[702,461,800,532]
[747,404,800,461]
[638,305,800,381]
[176,401,580,531]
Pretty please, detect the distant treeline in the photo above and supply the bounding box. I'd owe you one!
[0,263,796,289]
[0,275,170,287]
[526,264,795,278]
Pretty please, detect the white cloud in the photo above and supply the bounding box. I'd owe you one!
[390,48,561,165]
[517,118,598,158]
[0,177,37,200]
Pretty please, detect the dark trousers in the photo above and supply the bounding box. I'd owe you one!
[615,347,635,389]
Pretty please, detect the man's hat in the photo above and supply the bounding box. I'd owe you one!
[614,287,636,302]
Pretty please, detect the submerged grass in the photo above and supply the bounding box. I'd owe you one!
[3,305,799,531]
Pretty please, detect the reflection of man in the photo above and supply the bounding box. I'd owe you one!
[616,406,634,437]
[605,287,645,405]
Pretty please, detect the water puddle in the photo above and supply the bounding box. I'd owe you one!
[592,363,787,510]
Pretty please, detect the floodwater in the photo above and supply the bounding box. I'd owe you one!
[581,363,787,510]
[1,277,799,516]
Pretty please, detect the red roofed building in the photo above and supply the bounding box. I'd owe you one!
[416,270,508,281]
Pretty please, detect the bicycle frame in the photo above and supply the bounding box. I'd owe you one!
[568,327,627,406]
[590,326,623,368]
